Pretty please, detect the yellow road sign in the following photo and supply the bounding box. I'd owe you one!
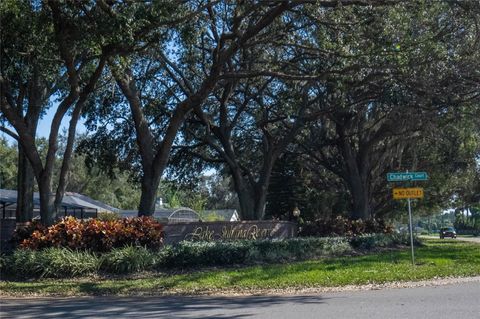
[393,188,424,199]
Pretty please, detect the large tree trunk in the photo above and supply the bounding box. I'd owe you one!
[341,136,371,220]
[235,185,256,220]
[235,184,269,220]
[112,66,194,217]
[16,146,34,223]
[15,69,41,224]
[253,183,269,220]
[53,98,89,212]
[138,171,160,216]
[38,176,55,226]
[349,175,370,220]
[230,168,270,220]
[254,152,275,220]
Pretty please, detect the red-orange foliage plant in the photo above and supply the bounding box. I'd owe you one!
[19,216,164,252]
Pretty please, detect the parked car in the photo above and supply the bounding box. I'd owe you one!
[439,227,457,239]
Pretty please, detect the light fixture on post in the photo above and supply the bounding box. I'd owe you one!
[292,206,300,218]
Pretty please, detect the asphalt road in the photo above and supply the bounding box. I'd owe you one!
[1,281,479,319]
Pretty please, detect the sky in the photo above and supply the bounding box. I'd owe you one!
[2,106,88,145]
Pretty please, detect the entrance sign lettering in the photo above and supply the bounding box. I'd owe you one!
[185,225,274,241]
[163,221,297,245]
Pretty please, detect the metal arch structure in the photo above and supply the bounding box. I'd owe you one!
[168,207,200,223]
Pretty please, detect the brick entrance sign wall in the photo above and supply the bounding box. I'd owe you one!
[163,220,297,245]
[0,220,298,250]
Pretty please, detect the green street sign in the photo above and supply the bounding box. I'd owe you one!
[387,172,428,182]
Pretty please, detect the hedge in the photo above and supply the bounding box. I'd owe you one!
[299,216,394,237]
[1,233,418,279]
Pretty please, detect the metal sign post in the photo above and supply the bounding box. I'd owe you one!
[407,197,415,265]
[388,171,428,266]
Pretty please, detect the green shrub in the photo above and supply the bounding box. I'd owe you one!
[156,237,354,268]
[350,234,392,250]
[5,248,99,278]
[243,238,350,263]
[158,241,250,268]
[158,240,247,268]
[202,241,250,265]
[97,212,121,221]
[300,217,394,237]
[4,249,42,278]
[198,211,225,222]
[350,233,422,250]
[38,248,100,278]
[318,237,353,256]
[100,246,156,274]
[246,240,290,263]
[391,232,422,246]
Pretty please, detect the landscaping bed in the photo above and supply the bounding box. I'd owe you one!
[1,233,415,279]
[1,239,479,296]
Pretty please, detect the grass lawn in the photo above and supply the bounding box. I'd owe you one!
[1,239,479,296]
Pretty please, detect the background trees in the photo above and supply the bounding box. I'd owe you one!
[81,1,297,217]
[1,0,479,224]
[286,0,480,220]
[1,0,56,222]
[181,77,320,220]
[1,1,124,224]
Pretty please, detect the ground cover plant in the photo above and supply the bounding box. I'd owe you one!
[0,239,478,296]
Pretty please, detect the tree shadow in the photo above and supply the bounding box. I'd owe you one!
[0,294,327,318]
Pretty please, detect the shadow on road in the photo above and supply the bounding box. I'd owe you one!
[1,294,327,319]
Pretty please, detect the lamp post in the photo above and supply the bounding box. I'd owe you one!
[292,206,300,220]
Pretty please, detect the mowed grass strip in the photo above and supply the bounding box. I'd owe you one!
[1,239,479,296]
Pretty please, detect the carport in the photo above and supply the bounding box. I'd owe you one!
[0,189,118,220]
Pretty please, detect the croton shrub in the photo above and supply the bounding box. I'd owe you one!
[16,216,164,252]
